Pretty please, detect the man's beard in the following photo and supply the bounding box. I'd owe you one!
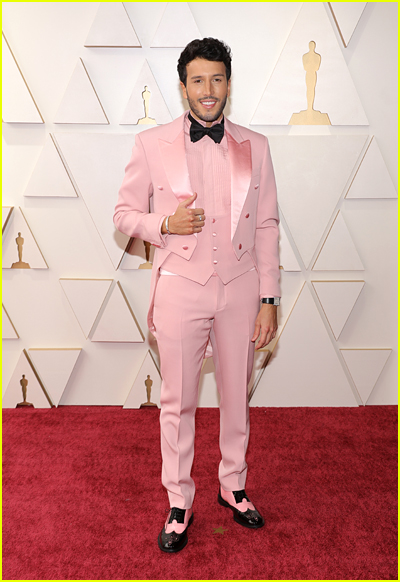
[187,94,228,124]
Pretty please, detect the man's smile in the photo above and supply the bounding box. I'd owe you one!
[200,99,218,109]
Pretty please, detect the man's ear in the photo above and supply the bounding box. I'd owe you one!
[180,81,188,100]
[227,78,231,98]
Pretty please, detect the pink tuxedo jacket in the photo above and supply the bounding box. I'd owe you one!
[114,112,280,337]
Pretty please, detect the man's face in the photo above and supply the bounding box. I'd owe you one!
[180,58,230,127]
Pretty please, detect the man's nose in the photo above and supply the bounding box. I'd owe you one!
[204,79,212,95]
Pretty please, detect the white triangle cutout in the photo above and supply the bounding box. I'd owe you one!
[2,304,19,339]
[91,282,144,343]
[2,206,14,235]
[24,134,77,198]
[151,3,201,48]
[59,278,112,338]
[120,60,172,125]
[251,3,368,125]
[312,280,365,340]
[28,348,82,406]
[120,237,155,270]
[54,59,109,124]
[124,351,161,408]
[54,133,135,269]
[3,350,52,408]
[346,137,397,199]
[270,135,368,268]
[313,211,364,271]
[279,221,301,271]
[2,33,43,123]
[85,3,141,47]
[251,284,358,407]
[2,207,48,269]
[329,3,367,47]
[341,349,392,404]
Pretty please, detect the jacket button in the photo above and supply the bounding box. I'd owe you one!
[254,184,259,189]
[212,218,216,223]
[158,185,163,190]
[182,245,188,250]
[239,244,242,250]
[245,213,250,218]
[213,260,218,265]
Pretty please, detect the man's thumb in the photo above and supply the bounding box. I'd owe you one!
[182,192,197,207]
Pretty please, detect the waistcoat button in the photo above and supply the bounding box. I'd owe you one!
[239,244,242,250]
[158,185,163,190]
[245,213,250,218]
[254,184,259,189]
[213,260,218,265]
[213,247,217,251]
[212,218,216,223]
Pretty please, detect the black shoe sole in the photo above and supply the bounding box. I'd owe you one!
[218,493,265,529]
[158,513,194,553]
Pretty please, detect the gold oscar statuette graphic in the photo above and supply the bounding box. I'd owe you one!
[137,85,156,125]
[289,41,331,126]
[11,232,31,269]
[138,240,153,269]
[16,374,34,408]
[140,374,157,408]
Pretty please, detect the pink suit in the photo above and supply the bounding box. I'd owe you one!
[114,112,280,508]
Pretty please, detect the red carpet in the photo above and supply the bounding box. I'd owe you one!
[2,406,397,580]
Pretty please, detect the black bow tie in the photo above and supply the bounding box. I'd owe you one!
[189,113,225,144]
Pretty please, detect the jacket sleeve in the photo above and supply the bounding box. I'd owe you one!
[255,137,281,298]
[113,133,167,248]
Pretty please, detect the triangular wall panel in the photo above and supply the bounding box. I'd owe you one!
[91,282,144,342]
[3,350,52,408]
[2,207,14,235]
[24,134,78,198]
[54,59,109,124]
[313,211,364,271]
[341,349,392,404]
[251,285,358,407]
[151,3,201,48]
[120,60,172,125]
[28,348,82,406]
[269,135,368,268]
[59,278,112,338]
[54,133,134,269]
[85,3,141,47]
[251,3,368,125]
[312,280,365,340]
[329,3,367,47]
[123,351,161,408]
[2,207,48,269]
[2,304,19,339]
[346,137,397,199]
[279,222,301,271]
[2,33,43,123]
[120,237,155,270]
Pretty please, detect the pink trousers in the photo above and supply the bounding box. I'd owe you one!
[153,269,260,509]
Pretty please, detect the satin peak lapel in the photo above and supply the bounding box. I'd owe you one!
[158,130,194,206]
[227,130,252,240]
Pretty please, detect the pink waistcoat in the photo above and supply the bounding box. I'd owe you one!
[160,113,254,284]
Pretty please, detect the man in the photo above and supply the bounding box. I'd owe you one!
[113,38,280,553]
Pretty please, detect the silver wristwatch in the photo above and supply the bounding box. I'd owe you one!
[261,297,280,306]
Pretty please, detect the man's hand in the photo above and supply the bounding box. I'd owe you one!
[251,303,278,350]
[161,192,205,235]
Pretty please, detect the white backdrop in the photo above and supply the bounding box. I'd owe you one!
[2,2,397,408]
